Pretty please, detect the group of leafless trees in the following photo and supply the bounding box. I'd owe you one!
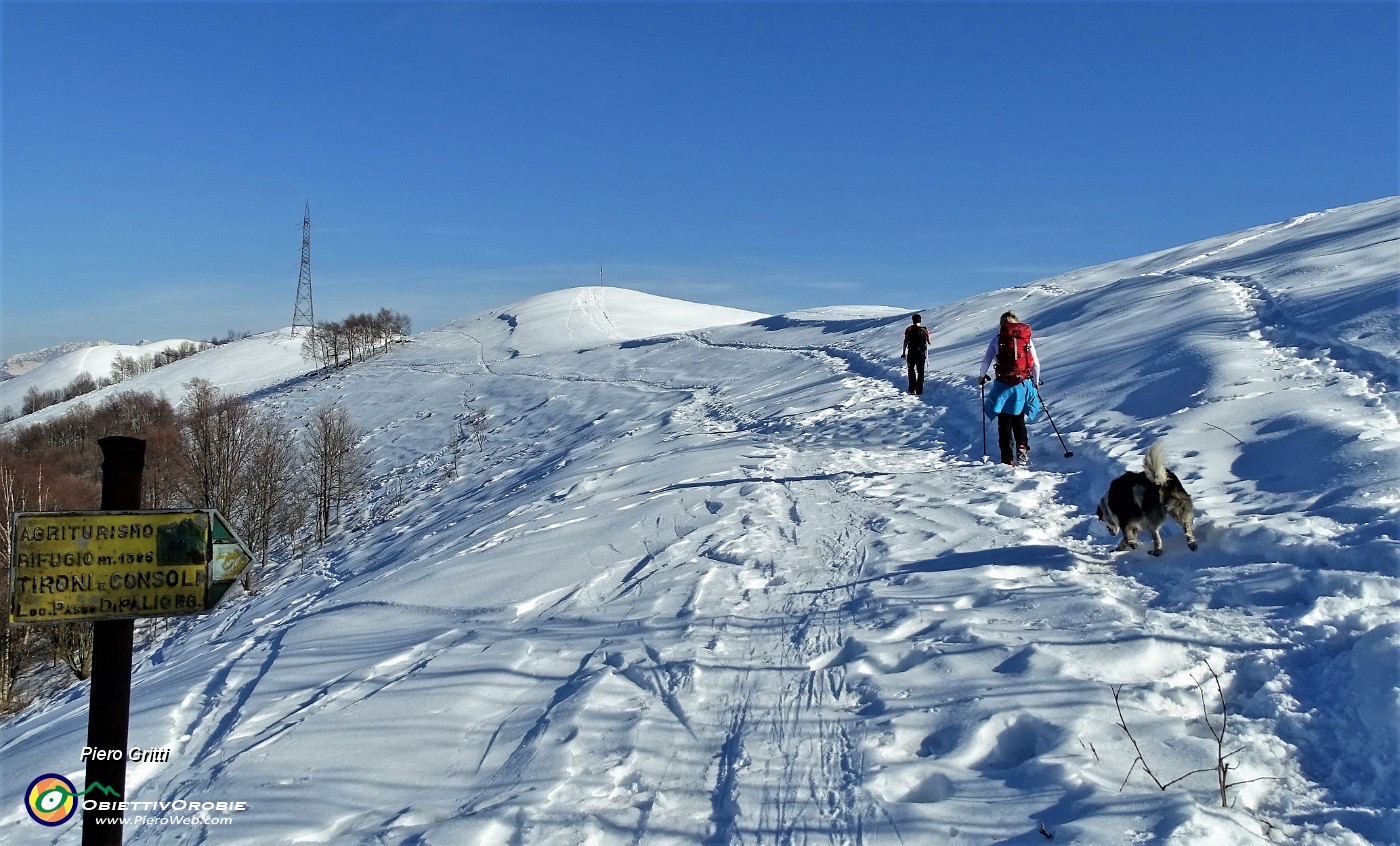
[301,308,411,369]
[0,380,367,713]
[110,341,210,383]
[7,341,212,420]
[18,373,109,417]
[179,379,366,561]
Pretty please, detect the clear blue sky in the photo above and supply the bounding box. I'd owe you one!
[2,1,1396,358]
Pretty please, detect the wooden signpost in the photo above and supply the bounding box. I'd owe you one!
[6,437,253,845]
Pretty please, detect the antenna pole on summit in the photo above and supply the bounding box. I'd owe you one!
[291,202,315,336]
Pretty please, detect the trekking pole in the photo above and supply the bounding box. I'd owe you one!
[1035,388,1074,458]
[979,378,989,461]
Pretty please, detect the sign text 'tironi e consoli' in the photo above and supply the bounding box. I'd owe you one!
[8,510,252,623]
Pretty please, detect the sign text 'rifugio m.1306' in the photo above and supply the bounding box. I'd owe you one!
[8,510,252,623]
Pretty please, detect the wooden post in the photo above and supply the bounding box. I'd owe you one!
[82,437,145,846]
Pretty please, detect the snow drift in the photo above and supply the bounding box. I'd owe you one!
[1,198,1397,846]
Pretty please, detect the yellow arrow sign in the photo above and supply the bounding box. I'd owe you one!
[207,511,252,608]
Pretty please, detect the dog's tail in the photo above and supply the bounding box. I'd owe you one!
[1143,442,1168,486]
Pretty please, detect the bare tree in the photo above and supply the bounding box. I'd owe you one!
[462,406,489,453]
[443,406,489,480]
[302,309,411,369]
[22,385,63,415]
[377,308,411,352]
[0,456,41,707]
[302,321,347,369]
[1112,663,1280,807]
[239,415,310,591]
[303,405,366,543]
[176,379,259,518]
[45,625,93,680]
[343,313,375,363]
[1,437,98,699]
[62,373,99,401]
[152,341,209,368]
[90,391,182,508]
[172,380,321,590]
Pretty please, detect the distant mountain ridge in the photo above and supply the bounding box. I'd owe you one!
[1,340,112,380]
[0,337,214,421]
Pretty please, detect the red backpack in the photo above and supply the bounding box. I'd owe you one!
[995,323,1034,385]
[904,324,930,355]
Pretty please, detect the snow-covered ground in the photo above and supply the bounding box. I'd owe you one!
[2,198,1397,845]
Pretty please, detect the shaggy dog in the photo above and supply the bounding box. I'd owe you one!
[1095,443,1198,556]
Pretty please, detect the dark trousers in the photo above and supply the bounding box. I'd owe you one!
[906,354,926,394]
[997,413,1028,465]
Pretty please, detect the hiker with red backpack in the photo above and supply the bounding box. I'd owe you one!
[977,311,1043,467]
[900,313,931,395]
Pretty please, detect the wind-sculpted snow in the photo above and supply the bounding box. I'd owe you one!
[2,198,1397,845]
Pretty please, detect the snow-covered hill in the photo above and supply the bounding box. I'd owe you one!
[0,333,316,424]
[1,342,112,382]
[438,286,770,359]
[0,339,215,416]
[2,198,1397,845]
[0,289,767,426]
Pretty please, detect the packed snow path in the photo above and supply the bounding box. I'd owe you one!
[72,312,1376,845]
[315,329,1186,845]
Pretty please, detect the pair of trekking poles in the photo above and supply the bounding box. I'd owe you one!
[980,379,1074,461]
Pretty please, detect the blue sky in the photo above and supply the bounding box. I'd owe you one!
[2,1,1396,358]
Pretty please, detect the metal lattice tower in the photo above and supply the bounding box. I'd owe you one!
[291,201,315,335]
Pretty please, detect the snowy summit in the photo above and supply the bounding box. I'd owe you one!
[2,198,1398,845]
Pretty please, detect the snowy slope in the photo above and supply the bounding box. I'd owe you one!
[2,199,1397,846]
[0,339,210,415]
[0,333,313,424]
[437,286,770,359]
[1,342,111,382]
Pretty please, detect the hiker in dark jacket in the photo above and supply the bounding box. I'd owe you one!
[900,313,931,395]
[977,311,1042,466]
